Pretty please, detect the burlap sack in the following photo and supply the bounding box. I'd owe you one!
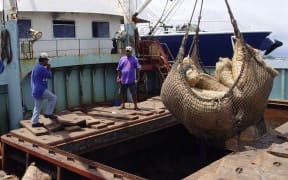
[185,68,200,87]
[215,57,234,87]
[265,64,279,77]
[182,56,193,64]
[196,73,229,92]
[251,47,278,78]
[192,88,226,99]
[22,162,51,180]
[0,175,18,180]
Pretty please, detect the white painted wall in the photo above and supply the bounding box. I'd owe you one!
[18,12,122,40]
[17,11,123,58]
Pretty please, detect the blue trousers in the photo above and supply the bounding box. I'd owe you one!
[31,89,57,124]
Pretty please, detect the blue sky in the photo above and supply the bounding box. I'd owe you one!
[142,0,287,57]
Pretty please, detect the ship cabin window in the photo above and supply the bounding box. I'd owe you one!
[53,20,75,38]
[18,19,31,39]
[92,22,109,38]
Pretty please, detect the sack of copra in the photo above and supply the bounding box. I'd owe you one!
[22,162,51,180]
[196,73,229,92]
[185,66,200,87]
[250,46,278,78]
[192,87,226,99]
[181,56,201,87]
[215,57,234,87]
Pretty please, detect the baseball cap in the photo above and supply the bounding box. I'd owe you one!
[125,46,132,52]
[39,52,50,60]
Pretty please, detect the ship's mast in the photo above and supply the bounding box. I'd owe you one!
[121,0,152,51]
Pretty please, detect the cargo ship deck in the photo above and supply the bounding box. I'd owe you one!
[1,98,288,179]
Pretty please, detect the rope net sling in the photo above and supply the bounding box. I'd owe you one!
[160,0,278,139]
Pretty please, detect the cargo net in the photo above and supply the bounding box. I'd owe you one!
[160,0,278,139]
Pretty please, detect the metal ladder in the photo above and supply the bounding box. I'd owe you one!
[138,39,173,83]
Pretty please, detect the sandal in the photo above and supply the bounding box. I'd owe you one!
[118,106,125,110]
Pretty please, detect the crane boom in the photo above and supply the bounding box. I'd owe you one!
[133,0,152,17]
[132,0,153,23]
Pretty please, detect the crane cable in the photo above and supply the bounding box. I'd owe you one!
[148,0,170,35]
[176,0,199,62]
[118,0,130,23]
[188,0,204,56]
[148,0,184,35]
[160,0,184,26]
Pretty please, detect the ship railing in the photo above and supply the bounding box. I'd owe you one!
[19,38,115,60]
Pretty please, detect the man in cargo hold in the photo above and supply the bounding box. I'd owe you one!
[116,46,141,110]
[31,52,57,128]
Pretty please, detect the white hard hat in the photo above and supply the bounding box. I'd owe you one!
[125,46,133,52]
[39,52,50,60]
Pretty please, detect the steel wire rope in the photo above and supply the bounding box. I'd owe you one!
[187,0,203,57]
[175,0,199,62]
[142,0,183,35]
[159,0,184,27]
[118,0,131,23]
[148,0,170,35]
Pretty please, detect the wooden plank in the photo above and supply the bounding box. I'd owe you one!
[136,107,165,114]
[100,119,115,126]
[10,128,98,146]
[44,123,63,132]
[88,111,138,120]
[133,110,153,116]
[20,120,49,136]
[149,96,162,101]
[70,110,85,114]
[10,128,64,145]
[91,123,108,129]
[93,106,153,116]
[138,100,166,109]
[57,114,87,126]
[50,128,98,144]
[64,126,81,132]
[97,105,165,115]
[78,115,101,127]
[91,107,122,114]
[20,115,62,133]
[90,121,126,130]
[117,108,154,116]
[39,116,63,132]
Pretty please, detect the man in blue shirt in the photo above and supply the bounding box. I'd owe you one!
[31,52,57,127]
[116,46,141,110]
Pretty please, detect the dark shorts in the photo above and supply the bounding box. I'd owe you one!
[120,83,137,95]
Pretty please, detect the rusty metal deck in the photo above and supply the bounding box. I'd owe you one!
[184,121,288,180]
